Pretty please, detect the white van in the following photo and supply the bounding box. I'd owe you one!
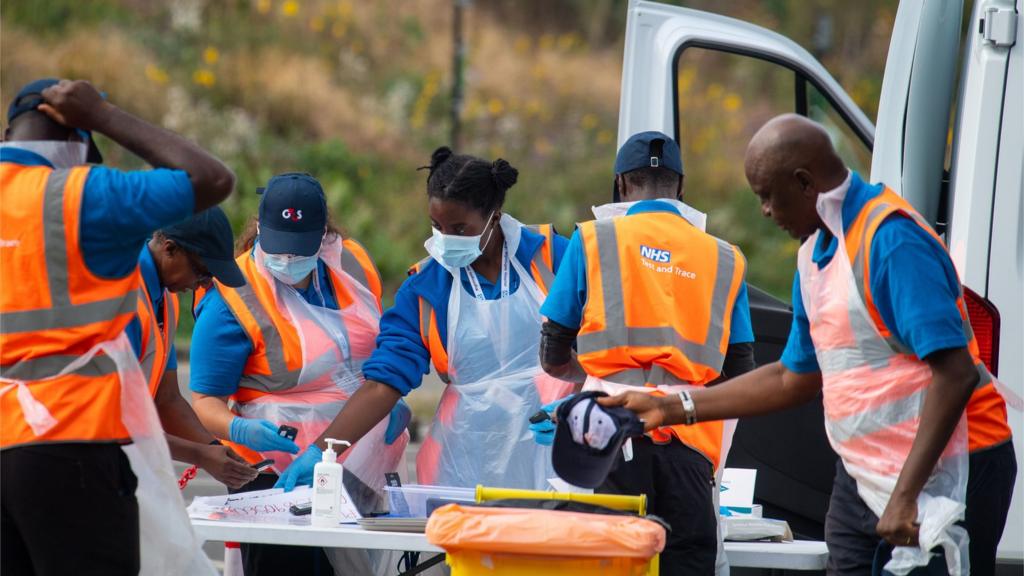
[617,0,1021,567]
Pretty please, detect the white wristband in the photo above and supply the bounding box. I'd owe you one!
[678,390,697,426]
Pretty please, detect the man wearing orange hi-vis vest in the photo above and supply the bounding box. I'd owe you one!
[539,131,757,575]
[601,115,1017,576]
[1,78,235,575]
[125,207,257,490]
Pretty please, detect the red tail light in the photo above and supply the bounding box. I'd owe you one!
[964,286,1000,376]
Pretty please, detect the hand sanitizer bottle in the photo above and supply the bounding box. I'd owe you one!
[311,439,350,527]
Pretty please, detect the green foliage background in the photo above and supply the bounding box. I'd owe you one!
[1,0,899,343]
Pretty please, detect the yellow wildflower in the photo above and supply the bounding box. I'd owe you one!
[145,64,169,85]
[192,69,216,87]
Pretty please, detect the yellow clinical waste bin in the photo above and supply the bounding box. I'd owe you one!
[425,487,665,576]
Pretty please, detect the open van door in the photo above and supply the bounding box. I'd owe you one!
[946,0,1023,563]
[872,0,1022,562]
[618,0,874,540]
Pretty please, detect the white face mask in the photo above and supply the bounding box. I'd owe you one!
[427,211,498,269]
[2,140,89,169]
[262,252,319,285]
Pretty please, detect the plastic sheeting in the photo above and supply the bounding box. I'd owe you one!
[240,237,407,494]
[417,215,574,489]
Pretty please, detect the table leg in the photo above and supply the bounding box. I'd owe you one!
[397,551,445,576]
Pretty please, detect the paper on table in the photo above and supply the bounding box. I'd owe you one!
[720,468,757,511]
[188,487,315,524]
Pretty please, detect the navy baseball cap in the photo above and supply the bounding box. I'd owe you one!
[160,207,246,288]
[612,131,683,202]
[552,392,645,489]
[7,78,104,164]
[257,173,328,257]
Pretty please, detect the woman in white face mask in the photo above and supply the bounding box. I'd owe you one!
[277,147,576,492]
[189,172,410,575]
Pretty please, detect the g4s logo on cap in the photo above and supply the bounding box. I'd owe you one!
[281,208,303,222]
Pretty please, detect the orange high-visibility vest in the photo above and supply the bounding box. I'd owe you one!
[137,276,180,397]
[199,238,382,463]
[844,188,1011,453]
[409,224,557,384]
[1,164,140,448]
[577,211,747,468]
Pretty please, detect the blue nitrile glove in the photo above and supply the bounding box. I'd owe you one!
[529,418,557,446]
[274,444,323,492]
[228,417,300,454]
[529,395,576,446]
[385,399,412,445]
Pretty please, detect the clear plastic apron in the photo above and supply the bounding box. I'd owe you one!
[417,215,573,489]
[241,238,408,492]
[799,188,969,575]
[1,333,216,575]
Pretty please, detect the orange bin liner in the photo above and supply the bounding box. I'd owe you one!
[425,503,665,559]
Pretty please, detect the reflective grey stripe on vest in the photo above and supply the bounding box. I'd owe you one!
[139,291,179,382]
[1,170,138,334]
[849,200,981,362]
[407,255,451,383]
[418,298,450,384]
[821,366,991,443]
[576,220,737,378]
[976,362,993,388]
[599,364,691,387]
[228,284,302,392]
[524,224,555,292]
[0,353,118,381]
[341,245,378,292]
[828,386,928,444]
[44,169,72,308]
[0,294,139,334]
[410,256,432,276]
[1,169,139,383]
[138,297,159,382]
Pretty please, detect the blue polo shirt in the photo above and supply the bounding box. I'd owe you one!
[188,248,340,396]
[125,246,177,371]
[539,200,755,348]
[361,225,570,396]
[1,147,195,279]
[780,172,967,373]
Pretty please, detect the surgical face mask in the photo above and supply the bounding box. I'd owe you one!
[3,140,88,168]
[428,211,497,269]
[263,252,319,285]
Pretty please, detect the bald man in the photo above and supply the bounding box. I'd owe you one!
[600,115,1015,575]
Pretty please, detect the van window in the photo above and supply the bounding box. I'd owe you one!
[675,48,802,301]
[675,47,872,301]
[807,83,872,175]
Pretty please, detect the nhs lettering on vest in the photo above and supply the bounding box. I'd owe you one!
[640,245,672,263]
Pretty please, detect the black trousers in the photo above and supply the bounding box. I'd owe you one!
[597,436,718,576]
[1,443,140,576]
[825,440,1017,576]
[229,473,333,576]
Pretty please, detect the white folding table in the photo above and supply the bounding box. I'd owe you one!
[192,519,829,571]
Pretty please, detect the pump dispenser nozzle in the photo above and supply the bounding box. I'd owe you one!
[322,438,351,462]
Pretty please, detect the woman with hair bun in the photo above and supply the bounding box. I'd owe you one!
[280,147,575,490]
